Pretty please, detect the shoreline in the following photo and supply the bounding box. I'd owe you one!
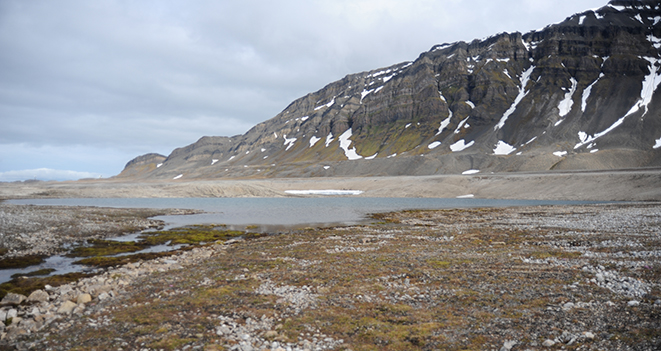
[1,169,660,201]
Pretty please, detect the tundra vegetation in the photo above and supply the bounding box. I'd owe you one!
[0,203,658,350]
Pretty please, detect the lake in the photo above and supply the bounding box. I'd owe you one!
[7,197,599,229]
[2,197,600,283]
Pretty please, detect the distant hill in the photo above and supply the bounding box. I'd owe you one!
[118,0,661,180]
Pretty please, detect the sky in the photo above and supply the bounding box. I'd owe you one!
[0,0,609,181]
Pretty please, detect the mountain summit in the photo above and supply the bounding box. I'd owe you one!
[119,1,661,180]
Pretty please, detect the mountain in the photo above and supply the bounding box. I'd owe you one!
[118,0,661,180]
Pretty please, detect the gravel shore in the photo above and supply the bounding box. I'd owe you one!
[0,203,659,350]
[0,204,198,259]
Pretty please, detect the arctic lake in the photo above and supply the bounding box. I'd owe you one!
[2,197,603,283]
[8,197,601,230]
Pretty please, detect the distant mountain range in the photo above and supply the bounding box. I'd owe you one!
[118,0,661,180]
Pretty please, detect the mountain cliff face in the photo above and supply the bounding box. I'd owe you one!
[119,0,661,180]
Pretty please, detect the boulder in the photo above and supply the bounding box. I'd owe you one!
[56,301,77,314]
[0,293,26,306]
[97,292,110,301]
[26,290,49,304]
[542,339,555,347]
[76,293,92,304]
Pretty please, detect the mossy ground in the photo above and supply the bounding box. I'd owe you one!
[0,255,46,269]
[0,226,258,299]
[24,205,661,350]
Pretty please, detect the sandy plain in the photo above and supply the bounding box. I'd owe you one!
[2,168,661,201]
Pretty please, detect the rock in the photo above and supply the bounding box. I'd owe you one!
[542,339,555,347]
[26,290,49,304]
[5,327,27,339]
[6,309,17,321]
[27,307,40,317]
[76,293,92,304]
[628,300,640,307]
[73,304,85,315]
[97,292,110,301]
[57,301,77,314]
[88,284,112,298]
[583,331,595,339]
[216,326,231,335]
[264,330,278,338]
[0,293,26,306]
[562,302,575,310]
[596,273,605,282]
[500,340,516,351]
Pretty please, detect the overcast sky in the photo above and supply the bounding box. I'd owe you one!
[0,0,608,181]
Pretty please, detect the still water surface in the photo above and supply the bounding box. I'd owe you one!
[3,197,599,283]
[8,197,598,229]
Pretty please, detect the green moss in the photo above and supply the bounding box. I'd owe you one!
[66,239,150,258]
[0,255,46,269]
[10,268,56,279]
[138,227,251,246]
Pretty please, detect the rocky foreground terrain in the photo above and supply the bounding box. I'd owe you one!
[0,203,659,350]
[0,204,197,259]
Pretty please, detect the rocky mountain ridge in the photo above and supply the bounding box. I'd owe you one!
[118,0,661,180]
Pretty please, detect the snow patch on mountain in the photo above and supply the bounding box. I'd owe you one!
[575,57,661,149]
[454,117,470,134]
[283,135,297,151]
[309,136,321,148]
[495,66,535,130]
[338,129,363,160]
[654,137,661,149]
[582,73,604,112]
[493,141,516,155]
[558,77,578,117]
[450,139,474,152]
